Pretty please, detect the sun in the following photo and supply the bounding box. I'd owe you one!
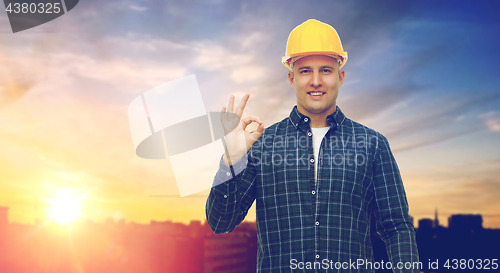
[47,189,84,225]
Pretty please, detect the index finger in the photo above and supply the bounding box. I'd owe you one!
[227,95,235,114]
[235,93,250,117]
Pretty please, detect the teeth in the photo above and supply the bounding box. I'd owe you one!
[310,92,323,96]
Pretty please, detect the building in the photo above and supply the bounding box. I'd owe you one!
[448,214,483,233]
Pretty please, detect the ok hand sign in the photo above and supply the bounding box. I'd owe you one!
[221,93,264,166]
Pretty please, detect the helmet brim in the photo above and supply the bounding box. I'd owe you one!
[282,51,348,70]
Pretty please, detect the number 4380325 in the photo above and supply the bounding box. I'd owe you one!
[444,259,498,270]
[5,2,62,14]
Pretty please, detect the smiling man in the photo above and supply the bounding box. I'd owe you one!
[206,19,419,273]
[289,54,344,127]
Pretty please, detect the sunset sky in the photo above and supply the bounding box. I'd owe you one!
[0,0,499,228]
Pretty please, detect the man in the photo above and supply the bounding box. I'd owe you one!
[206,19,419,273]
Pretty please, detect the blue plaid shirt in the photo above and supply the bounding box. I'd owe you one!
[206,106,419,272]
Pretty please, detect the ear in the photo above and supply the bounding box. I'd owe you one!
[288,71,295,88]
[338,69,345,88]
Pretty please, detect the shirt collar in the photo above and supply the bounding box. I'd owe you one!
[288,105,346,131]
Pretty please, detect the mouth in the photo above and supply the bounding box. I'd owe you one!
[307,91,326,98]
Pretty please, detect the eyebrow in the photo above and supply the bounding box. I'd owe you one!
[297,65,335,70]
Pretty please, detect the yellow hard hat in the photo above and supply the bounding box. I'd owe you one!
[282,19,348,70]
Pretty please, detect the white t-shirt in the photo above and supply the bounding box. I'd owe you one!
[311,127,330,185]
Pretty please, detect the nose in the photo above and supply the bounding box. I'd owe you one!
[311,71,322,87]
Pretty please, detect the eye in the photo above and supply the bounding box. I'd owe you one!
[299,69,310,74]
[321,69,332,73]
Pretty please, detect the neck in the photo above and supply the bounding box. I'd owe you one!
[297,104,337,128]
[309,115,330,128]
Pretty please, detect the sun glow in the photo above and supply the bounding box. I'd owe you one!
[47,189,84,225]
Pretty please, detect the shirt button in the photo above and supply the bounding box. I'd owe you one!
[310,158,314,163]
[312,190,316,195]
[307,132,312,137]
[226,172,231,176]
[223,195,227,199]
[304,118,309,122]
[315,221,320,226]
[316,254,320,259]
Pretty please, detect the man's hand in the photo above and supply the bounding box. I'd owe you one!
[221,93,264,166]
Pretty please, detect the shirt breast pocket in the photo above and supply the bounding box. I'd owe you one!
[321,148,373,206]
[322,148,371,181]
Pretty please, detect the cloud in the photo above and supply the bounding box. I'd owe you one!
[230,65,267,84]
[338,24,454,120]
[0,82,33,106]
[480,111,500,132]
[192,41,251,71]
[88,31,270,87]
[357,90,500,152]
[0,57,43,106]
[129,5,148,12]
[50,52,188,88]
[392,127,481,153]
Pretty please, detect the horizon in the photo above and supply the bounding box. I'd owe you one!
[1,204,496,230]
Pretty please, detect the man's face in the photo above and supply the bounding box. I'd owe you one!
[288,55,345,118]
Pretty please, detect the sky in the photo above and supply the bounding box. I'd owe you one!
[0,0,499,228]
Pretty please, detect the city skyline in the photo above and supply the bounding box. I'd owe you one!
[0,204,495,231]
[0,205,498,273]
